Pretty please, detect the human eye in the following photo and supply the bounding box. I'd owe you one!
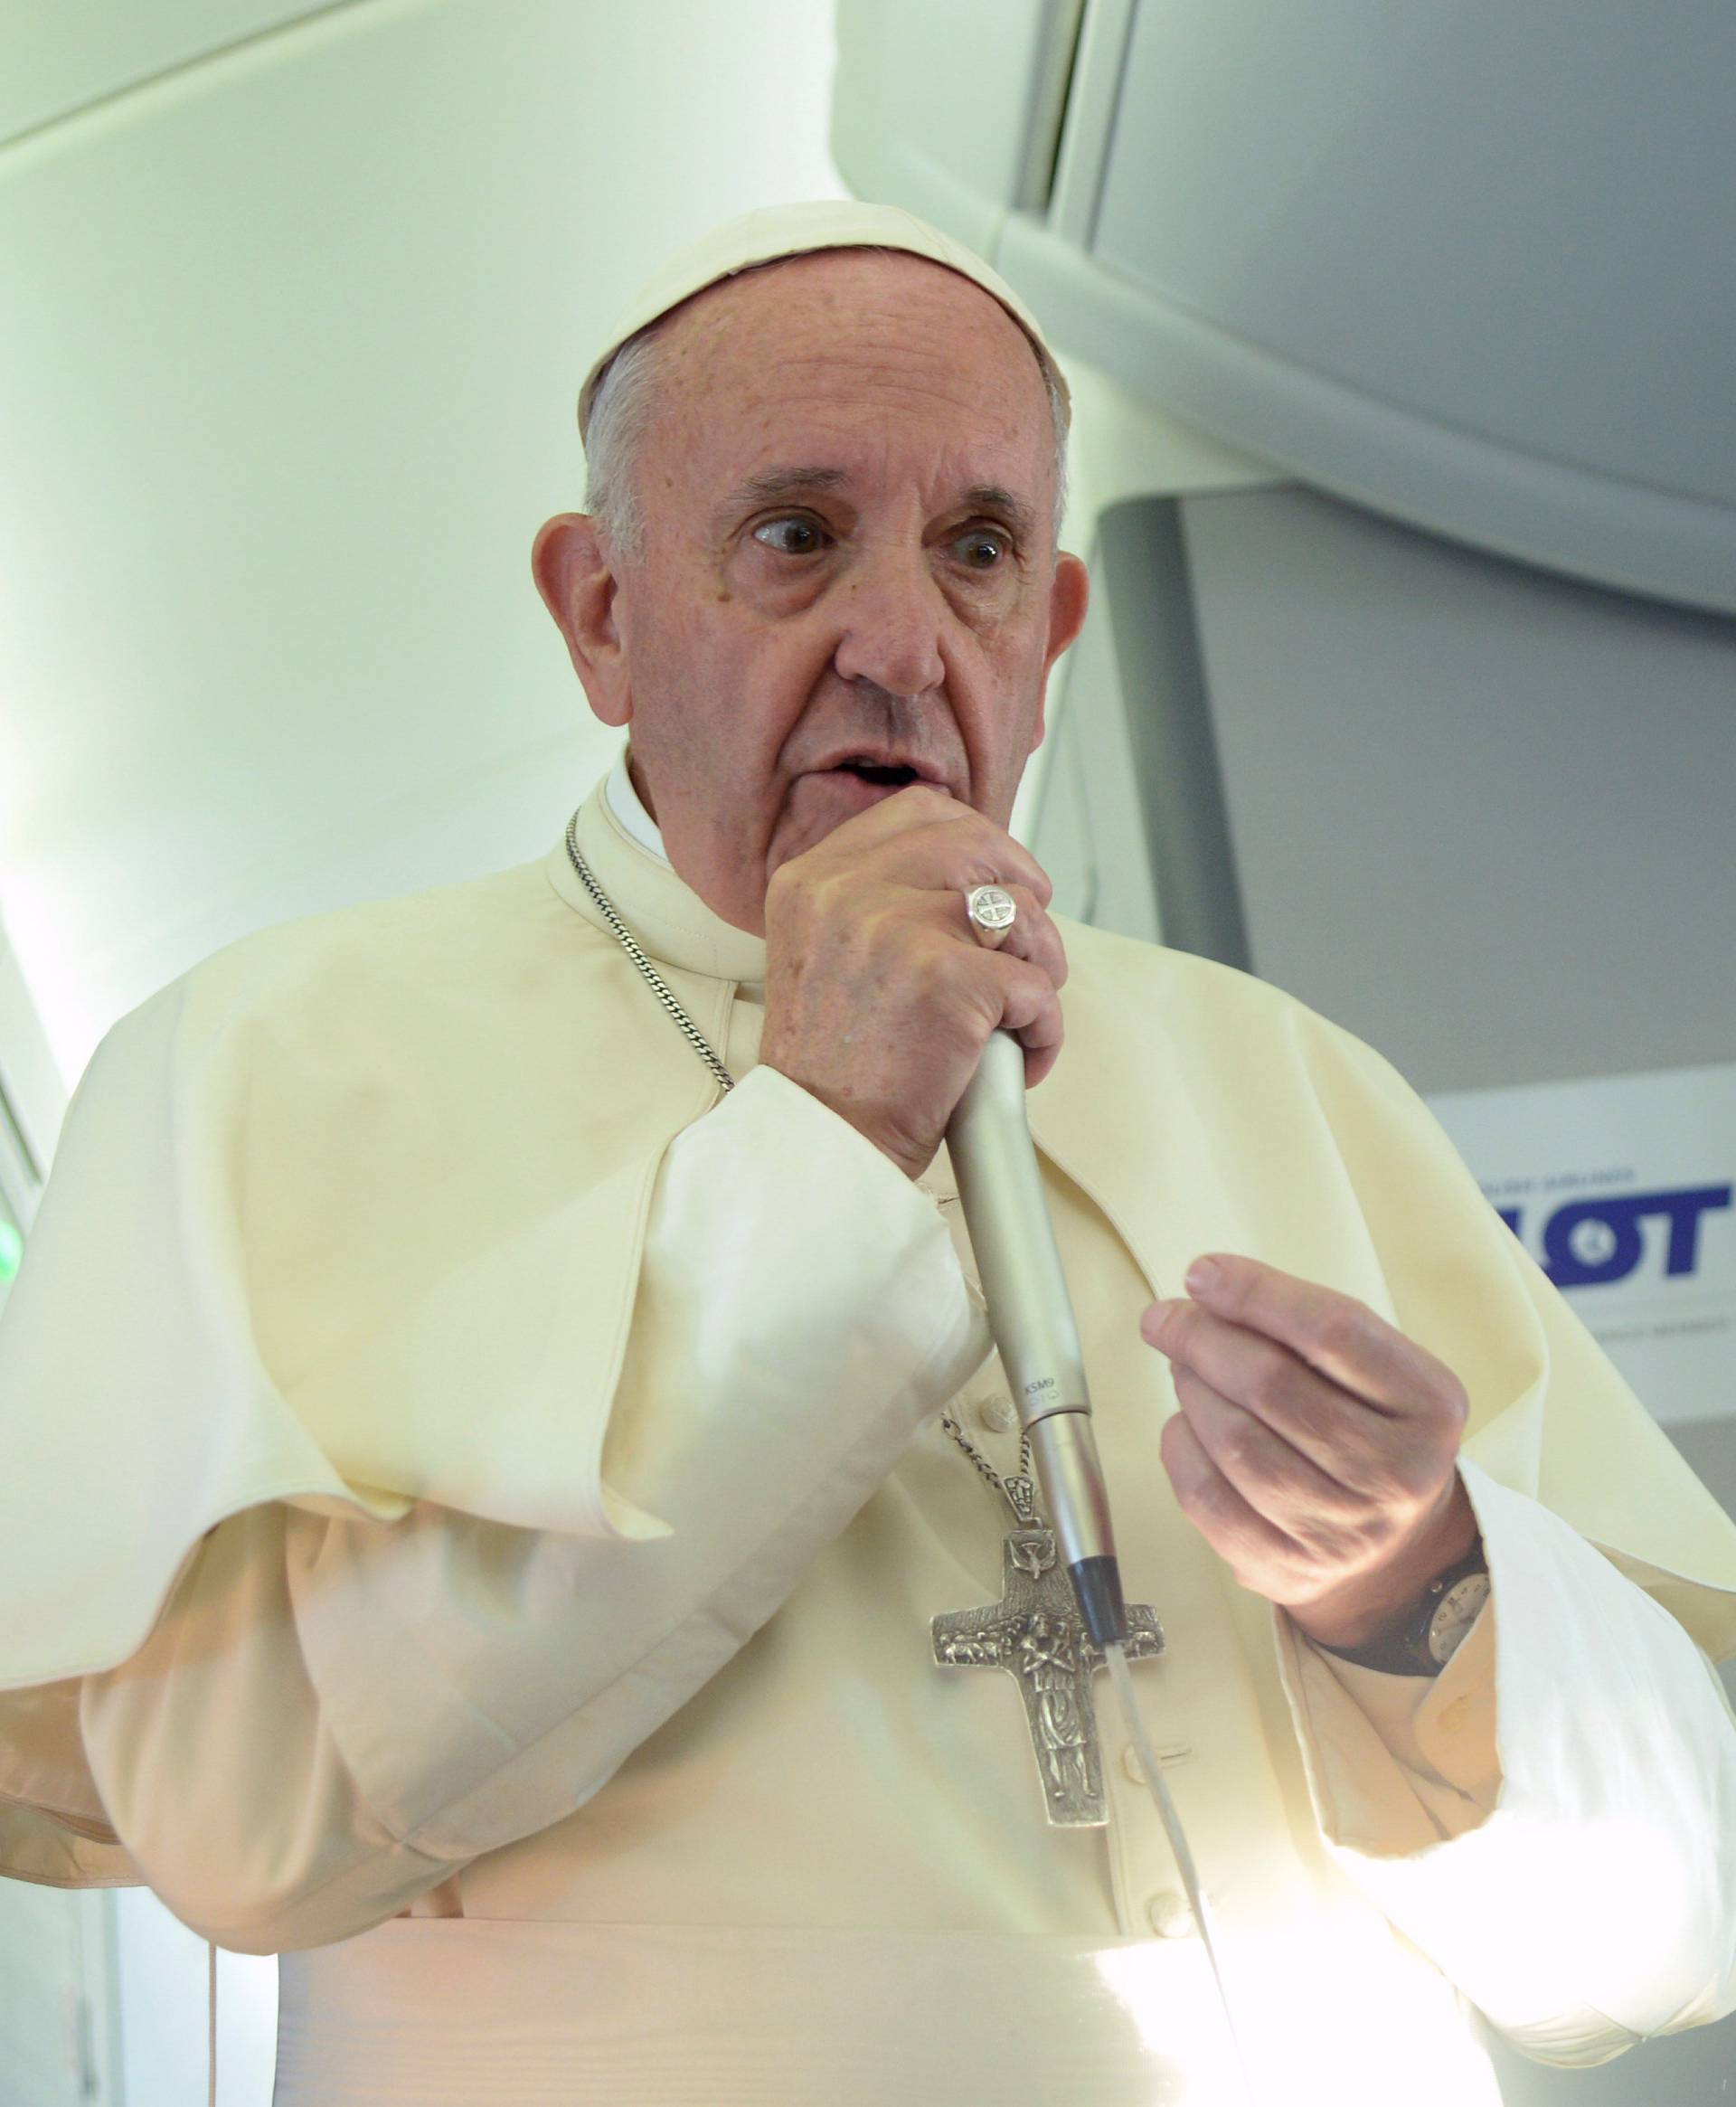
[951,526,1012,572]
[751,514,830,557]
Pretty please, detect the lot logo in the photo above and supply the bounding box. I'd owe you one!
[1496,1186,1732,1289]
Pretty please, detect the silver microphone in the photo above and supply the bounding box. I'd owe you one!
[943,1028,1129,1649]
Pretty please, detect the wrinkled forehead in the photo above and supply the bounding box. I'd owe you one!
[662,248,1056,403]
[647,250,1057,481]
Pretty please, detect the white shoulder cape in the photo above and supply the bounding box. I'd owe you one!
[5,782,1734,1696]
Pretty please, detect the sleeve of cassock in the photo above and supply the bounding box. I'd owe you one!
[1279,1461,1736,2064]
[2,1050,991,1952]
[1269,1008,1736,2068]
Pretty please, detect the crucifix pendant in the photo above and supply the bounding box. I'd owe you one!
[931,1476,1165,1827]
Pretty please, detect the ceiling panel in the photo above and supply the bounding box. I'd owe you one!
[0,0,332,146]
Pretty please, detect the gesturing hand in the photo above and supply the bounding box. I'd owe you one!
[1140,1255,1480,1649]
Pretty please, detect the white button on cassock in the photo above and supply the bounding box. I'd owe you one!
[1122,1742,1191,1783]
[1146,1890,1195,1939]
[976,1393,1018,1434]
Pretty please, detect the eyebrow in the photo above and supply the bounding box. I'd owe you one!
[712,466,1038,543]
[712,465,850,530]
[962,483,1038,544]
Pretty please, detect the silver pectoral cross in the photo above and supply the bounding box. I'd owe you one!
[931,1478,1165,1827]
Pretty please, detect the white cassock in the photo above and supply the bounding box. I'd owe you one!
[3,755,1735,2105]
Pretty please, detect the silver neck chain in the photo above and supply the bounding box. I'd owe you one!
[938,1410,1038,1526]
[564,810,735,1094]
[563,806,1038,1528]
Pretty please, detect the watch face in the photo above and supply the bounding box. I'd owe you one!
[1428,1572,1491,1665]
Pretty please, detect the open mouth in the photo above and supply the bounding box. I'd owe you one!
[832,760,921,787]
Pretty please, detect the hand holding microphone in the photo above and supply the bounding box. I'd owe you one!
[758,783,1070,1181]
[760,787,1127,1647]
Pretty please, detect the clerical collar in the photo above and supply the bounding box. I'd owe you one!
[543,762,769,989]
[604,744,668,862]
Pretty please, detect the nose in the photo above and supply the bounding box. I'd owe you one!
[830,543,948,698]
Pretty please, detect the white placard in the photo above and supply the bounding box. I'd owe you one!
[1425,1063,1735,1428]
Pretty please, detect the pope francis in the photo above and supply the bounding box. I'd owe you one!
[3,200,1736,2106]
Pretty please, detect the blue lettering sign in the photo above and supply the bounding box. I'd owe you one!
[1501,1185,1731,1289]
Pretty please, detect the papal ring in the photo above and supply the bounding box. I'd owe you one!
[964,884,1018,946]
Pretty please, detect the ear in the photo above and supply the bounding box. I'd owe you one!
[1028,550,1090,750]
[531,514,631,728]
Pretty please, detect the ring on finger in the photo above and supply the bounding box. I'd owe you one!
[963,883,1018,948]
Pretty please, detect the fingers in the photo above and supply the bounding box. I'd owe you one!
[1145,1253,1477,1621]
[836,786,1056,908]
[793,785,1068,994]
[1142,1297,1420,1497]
[956,882,1069,989]
[1169,1254,1468,1424]
[1166,1364,1381,1567]
[981,948,1066,1088]
[1143,1255,1470,1598]
[759,779,1071,1159]
[1158,1412,1308,1592]
[1159,1361,1431,1603]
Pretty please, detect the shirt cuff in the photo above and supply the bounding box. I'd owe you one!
[1307,1606,1500,1801]
[1280,1458,1736,2047]
[1277,1594,1499,1857]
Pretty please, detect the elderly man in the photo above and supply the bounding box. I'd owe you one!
[2,201,1734,2105]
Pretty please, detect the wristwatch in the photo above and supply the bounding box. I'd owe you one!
[1315,1540,1491,1677]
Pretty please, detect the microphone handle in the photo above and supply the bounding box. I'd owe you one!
[943,1029,1129,1649]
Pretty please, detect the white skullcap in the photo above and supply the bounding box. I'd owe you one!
[576,199,1070,444]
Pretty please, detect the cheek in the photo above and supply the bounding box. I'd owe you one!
[958,647,1046,775]
[647,619,832,827]
[634,607,756,742]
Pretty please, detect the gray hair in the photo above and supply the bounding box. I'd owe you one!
[581,325,668,564]
[582,288,1071,564]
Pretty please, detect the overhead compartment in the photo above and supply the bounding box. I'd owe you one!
[834,0,1736,615]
